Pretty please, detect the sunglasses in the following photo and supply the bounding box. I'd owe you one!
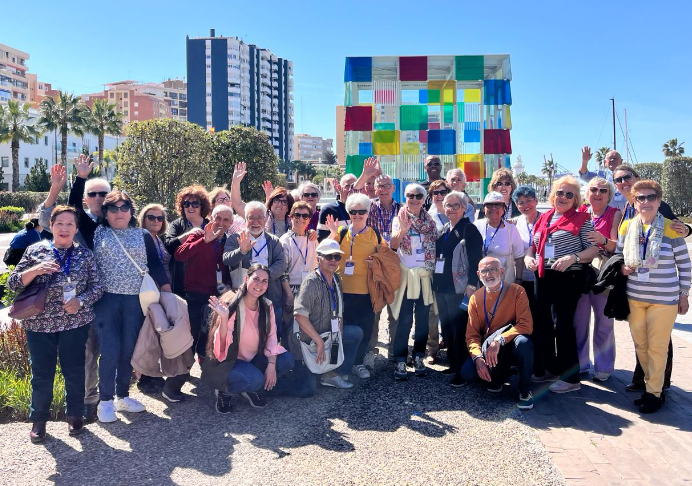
[555,190,575,200]
[444,203,462,210]
[87,191,108,198]
[494,181,512,187]
[292,213,310,220]
[302,192,319,199]
[321,254,342,261]
[406,193,424,200]
[432,190,449,196]
[634,194,658,203]
[426,162,442,168]
[106,204,131,214]
[589,187,609,195]
[349,209,368,215]
[613,174,632,184]
[182,200,201,208]
[146,214,165,222]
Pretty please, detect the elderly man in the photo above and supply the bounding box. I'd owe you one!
[224,201,286,329]
[578,146,626,209]
[421,155,443,211]
[461,257,535,410]
[446,169,476,222]
[317,173,356,240]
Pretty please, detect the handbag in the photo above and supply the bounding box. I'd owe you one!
[9,277,51,319]
[293,318,344,374]
[111,229,160,316]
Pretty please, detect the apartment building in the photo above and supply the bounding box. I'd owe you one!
[335,105,345,167]
[294,134,333,162]
[0,43,30,102]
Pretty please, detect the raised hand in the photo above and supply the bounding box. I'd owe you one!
[362,157,381,179]
[204,221,218,243]
[75,154,93,179]
[325,214,339,234]
[208,295,230,321]
[238,229,256,254]
[398,208,412,232]
[262,180,274,198]
[581,146,592,164]
[232,161,247,185]
[50,164,67,190]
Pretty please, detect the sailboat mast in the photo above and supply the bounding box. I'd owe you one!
[610,98,616,150]
[624,108,630,163]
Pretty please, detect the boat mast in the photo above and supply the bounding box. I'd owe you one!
[610,98,616,150]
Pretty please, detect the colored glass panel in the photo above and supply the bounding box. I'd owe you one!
[359,143,373,156]
[484,129,512,154]
[456,153,483,163]
[484,80,512,105]
[428,122,441,130]
[400,105,428,131]
[443,105,453,124]
[374,122,396,130]
[344,105,372,131]
[346,155,366,176]
[427,89,440,104]
[464,89,481,103]
[455,56,484,80]
[373,130,400,155]
[399,56,428,81]
[457,102,465,122]
[401,142,420,155]
[419,90,428,104]
[462,161,482,181]
[419,130,428,143]
[344,57,372,82]
[464,130,481,143]
[428,129,456,155]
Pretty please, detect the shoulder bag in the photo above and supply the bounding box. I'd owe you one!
[111,229,160,316]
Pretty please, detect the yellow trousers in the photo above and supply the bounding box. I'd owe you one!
[627,299,678,397]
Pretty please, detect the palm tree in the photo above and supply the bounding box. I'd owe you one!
[38,91,89,167]
[0,100,42,191]
[542,155,555,189]
[86,99,123,175]
[595,147,611,165]
[662,138,685,157]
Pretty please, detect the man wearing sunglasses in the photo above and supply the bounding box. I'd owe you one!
[317,174,357,241]
[420,155,443,211]
[578,146,626,210]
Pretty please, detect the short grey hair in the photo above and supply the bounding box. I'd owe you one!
[340,173,357,185]
[587,176,616,204]
[245,201,267,217]
[298,181,322,199]
[404,183,426,197]
[211,204,234,219]
[345,193,372,213]
[446,169,466,183]
[443,190,467,209]
[85,177,111,193]
[374,174,393,186]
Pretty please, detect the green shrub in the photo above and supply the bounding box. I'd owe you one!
[0,191,68,213]
[0,207,24,233]
[0,266,18,306]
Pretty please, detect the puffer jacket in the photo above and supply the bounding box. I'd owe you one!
[131,292,194,377]
[366,244,401,313]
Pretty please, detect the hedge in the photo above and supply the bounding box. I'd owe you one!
[0,191,68,213]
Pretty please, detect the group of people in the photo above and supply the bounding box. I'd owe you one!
[9,148,688,445]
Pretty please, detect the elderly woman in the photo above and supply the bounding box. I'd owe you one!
[389,184,438,380]
[164,185,212,296]
[324,192,384,379]
[427,179,452,234]
[8,206,102,443]
[513,185,541,309]
[298,181,323,231]
[475,192,525,285]
[617,180,690,413]
[525,176,599,393]
[478,168,521,220]
[93,191,171,423]
[572,177,622,381]
[433,191,483,386]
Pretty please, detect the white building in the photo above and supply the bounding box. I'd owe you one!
[294,134,333,162]
[513,155,525,176]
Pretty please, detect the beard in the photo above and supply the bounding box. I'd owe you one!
[480,275,501,289]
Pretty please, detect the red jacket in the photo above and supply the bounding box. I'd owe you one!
[174,232,231,295]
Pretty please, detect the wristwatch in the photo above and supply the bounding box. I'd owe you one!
[494,335,506,346]
[574,254,581,263]
[681,290,690,296]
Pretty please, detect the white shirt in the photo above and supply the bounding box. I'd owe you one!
[428,207,450,235]
[280,232,317,285]
[474,218,525,272]
[514,213,541,281]
[392,217,426,269]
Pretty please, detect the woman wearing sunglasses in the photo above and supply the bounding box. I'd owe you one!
[164,185,212,296]
[92,191,171,423]
[616,180,690,413]
[427,180,452,234]
[389,184,438,380]
[298,181,323,231]
[478,168,521,221]
[572,178,622,382]
[524,176,599,393]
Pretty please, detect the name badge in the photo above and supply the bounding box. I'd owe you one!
[301,268,311,281]
[637,268,650,283]
[331,317,339,333]
[216,268,223,285]
[459,295,470,311]
[344,260,355,276]
[544,242,555,259]
[435,257,445,274]
[383,233,391,243]
[415,247,425,262]
[63,282,76,303]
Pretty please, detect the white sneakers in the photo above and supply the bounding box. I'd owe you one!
[98,397,146,423]
[352,364,371,379]
[549,380,581,394]
[593,372,611,382]
[321,374,353,389]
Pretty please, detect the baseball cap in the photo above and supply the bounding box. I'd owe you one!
[483,191,506,206]
[316,238,345,255]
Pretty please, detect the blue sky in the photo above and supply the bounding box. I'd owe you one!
[5,0,690,174]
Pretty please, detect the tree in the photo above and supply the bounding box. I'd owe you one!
[323,149,338,165]
[210,126,281,203]
[662,138,685,157]
[86,99,123,176]
[294,160,317,180]
[633,162,663,182]
[594,147,611,165]
[38,91,89,166]
[99,148,119,179]
[22,158,51,192]
[313,166,344,186]
[114,119,214,214]
[662,156,692,216]
[278,159,296,176]
[541,155,555,189]
[0,100,41,191]
[515,172,531,186]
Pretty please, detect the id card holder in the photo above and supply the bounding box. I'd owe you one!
[344,259,355,276]
[637,268,650,283]
[301,268,311,281]
[435,256,445,274]
[63,281,76,302]
[216,267,223,286]
[415,247,425,262]
[544,239,555,259]
[331,317,339,333]
[383,233,391,243]
[459,295,470,311]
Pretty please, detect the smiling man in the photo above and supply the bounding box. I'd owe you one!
[421,155,443,211]
[578,146,626,210]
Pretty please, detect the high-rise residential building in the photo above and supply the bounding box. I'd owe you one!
[162,78,188,122]
[26,74,57,104]
[294,134,333,162]
[335,105,345,166]
[186,29,294,161]
[0,43,30,102]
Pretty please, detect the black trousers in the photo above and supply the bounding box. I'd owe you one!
[185,291,211,358]
[436,292,468,374]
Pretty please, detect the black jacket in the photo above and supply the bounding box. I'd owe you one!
[593,253,629,320]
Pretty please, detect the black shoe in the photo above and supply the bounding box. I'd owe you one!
[215,390,234,414]
[440,367,456,376]
[450,375,468,388]
[67,416,84,436]
[162,376,187,403]
[439,340,447,350]
[634,393,647,406]
[638,393,663,414]
[137,376,162,394]
[626,382,645,392]
[30,421,47,444]
[83,403,98,425]
[241,392,267,409]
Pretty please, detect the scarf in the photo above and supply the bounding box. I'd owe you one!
[534,207,590,277]
[397,207,438,272]
[623,212,665,269]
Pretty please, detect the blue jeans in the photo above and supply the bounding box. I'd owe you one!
[393,295,430,362]
[94,293,144,401]
[343,293,374,366]
[25,325,90,422]
[461,334,534,394]
[227,352,295,394]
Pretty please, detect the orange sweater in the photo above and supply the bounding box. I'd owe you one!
[466,283,533,358]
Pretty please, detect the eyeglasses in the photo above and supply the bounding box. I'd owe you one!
[87,191,108,198]
[432,190,449,197]
[406,193,424,200]
[555,191,575,200]
[349,209,368,215]
[375,183,393,189]
[247,215,265,222]
[494,181,512,188]
[272,198,288,206]
[444,203,462,210]
[215,196,230,203]
[302,192,319,199]
[320,254,342,262]
[479,267,500,276]
[292,213,310,220]
[146,214,165,222]
[182,200,201,208]
[589,187,609,195]
[613,174,632,184]
[634,194,659,203]
[106,204,131,214]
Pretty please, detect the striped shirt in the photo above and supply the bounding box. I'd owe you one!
[617,218,691,305]
[533,214,594,271]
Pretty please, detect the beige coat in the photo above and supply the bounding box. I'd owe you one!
[366,244,402,313]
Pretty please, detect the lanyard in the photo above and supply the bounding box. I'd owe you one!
[213,237,224,266]
[624,204,635,221]
[349,225,368,259]
[51,243,73,279]
[252,237,268,258]
[377,202,397,233]
[271,214,288,235]
[291,235,309,266]
[318,269,338,315]
[483,282,503,330]
[641,223,653,259]
[483,223,501,255]
[437,214,446,228]
[526,213,539,242]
